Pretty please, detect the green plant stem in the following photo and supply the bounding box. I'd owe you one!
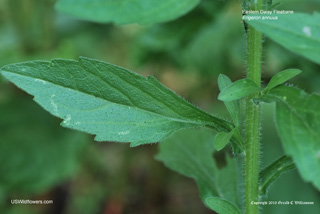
[259,156,296,196]
[244,0,263,214]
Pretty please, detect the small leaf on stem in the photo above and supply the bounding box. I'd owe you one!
[214,129,235,151]
[218,78,259,101]
[206,197,241,214]
[218,74,241,127]
[264,69,301,92]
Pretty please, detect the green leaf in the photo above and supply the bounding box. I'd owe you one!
[214,129,235,151]
[260,85,320,190]
[206,197,241,214]
[259,156,296,197]
[217,74,243,154]
[218,74,241,127]
[55,0,200,25]
[264,69,302,92]
[218,78,259,101]
[0,57,233,147]
[156,129,242,213]
[246,13,320,64]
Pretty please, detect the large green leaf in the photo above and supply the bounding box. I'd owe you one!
[0,57,233,147]
[156,129,242,214]
[260,85,320,190]
[0,86,88,194]
[55,0,200,25]
[246,13,320,64]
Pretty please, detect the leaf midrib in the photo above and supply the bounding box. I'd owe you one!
[84,60,190,119]
[1,70,210,126]
[51,58,210,123]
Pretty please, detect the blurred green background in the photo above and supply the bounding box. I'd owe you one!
[0,0,319,213]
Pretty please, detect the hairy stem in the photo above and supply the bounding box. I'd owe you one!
[244,0,263,213]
